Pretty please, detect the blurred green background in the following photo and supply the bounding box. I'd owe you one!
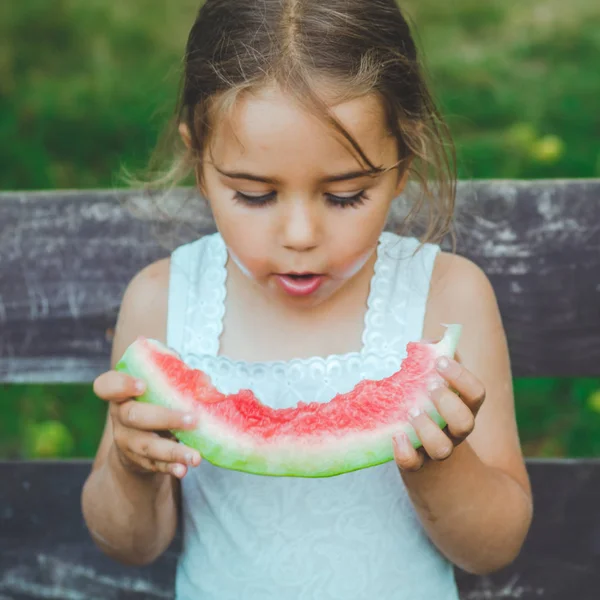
[1,0,599,459]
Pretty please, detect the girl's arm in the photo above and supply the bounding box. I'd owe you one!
[81,259,182,566]
[82,425,180,566]
[397,253,533,575]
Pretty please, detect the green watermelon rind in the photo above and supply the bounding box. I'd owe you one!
[116,324,460,478]
[174,406,446,478]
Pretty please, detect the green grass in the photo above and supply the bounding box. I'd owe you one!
[1,0,599,459]
[2,0,600,190]
[403,0,600,179]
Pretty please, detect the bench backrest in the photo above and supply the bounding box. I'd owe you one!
[1,180,599,384]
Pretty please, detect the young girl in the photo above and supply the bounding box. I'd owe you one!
[82,1,533,598]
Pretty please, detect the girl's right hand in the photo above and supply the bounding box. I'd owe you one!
[93,371,202,479]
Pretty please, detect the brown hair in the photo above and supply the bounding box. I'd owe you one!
[125,0,456,244]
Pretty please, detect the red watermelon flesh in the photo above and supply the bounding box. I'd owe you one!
[115,324,461,477]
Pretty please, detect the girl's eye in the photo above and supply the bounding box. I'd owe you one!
[233,191,276,206]
[326,191,368,209]
[232,190,368,209]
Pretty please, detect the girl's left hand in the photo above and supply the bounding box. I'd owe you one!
[393,357,486,472]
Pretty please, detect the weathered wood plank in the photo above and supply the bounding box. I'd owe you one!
[1,180,599,382]
[1,459,598,599]
[0,460,178,600]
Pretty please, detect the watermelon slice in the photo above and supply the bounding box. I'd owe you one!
[115,325,461,478]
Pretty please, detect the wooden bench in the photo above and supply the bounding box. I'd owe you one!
[1,180,599,599]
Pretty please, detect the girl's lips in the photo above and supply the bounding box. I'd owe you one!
[275,274,325,297]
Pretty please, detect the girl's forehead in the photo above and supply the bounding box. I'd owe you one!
[208,86,395,170]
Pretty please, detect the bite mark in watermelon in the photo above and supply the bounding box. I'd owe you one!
[115,325,461,478]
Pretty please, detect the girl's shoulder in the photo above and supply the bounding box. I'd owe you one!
[424,251,499,343]
[431,251,491,294]
[110,257,171,366]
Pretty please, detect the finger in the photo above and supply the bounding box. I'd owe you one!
[431,387,475,443]
[393,432,425,472]
[122,452,189,479]
[118,401,198,432]
[93,371,146,403]
[129,431,201,468]
[436,358,486,414]
[409,409,454,462]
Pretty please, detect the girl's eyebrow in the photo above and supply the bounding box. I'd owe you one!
[212,164,382,184]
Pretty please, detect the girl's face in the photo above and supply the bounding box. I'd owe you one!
[191,85,408,309]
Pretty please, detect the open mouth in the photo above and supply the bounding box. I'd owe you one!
[285,273,319,280]
[275,273,325,296]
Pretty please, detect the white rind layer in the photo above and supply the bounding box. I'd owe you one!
[116,325,461,477]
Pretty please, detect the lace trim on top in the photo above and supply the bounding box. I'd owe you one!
[181,233,228,357]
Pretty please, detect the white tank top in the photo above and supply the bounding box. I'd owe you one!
[167,231,460,600]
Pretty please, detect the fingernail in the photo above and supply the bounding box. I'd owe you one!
[409,407,422,420]
[428,380,443,393]
[135,380,146,393]
[172,464,186,478]
[185,453,199,466]
[182,414,195,426]
[436,357,450,372]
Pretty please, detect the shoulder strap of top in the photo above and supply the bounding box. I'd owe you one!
[166,233,227,356]
[369,233,440,353]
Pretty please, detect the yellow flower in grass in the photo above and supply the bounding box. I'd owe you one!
[587,390,600,414]
[530,135,564,163]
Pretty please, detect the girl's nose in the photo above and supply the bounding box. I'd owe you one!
[280,198,321,252]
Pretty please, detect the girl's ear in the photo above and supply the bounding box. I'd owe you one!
[179,122,208,198]
[179,122,192,149]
